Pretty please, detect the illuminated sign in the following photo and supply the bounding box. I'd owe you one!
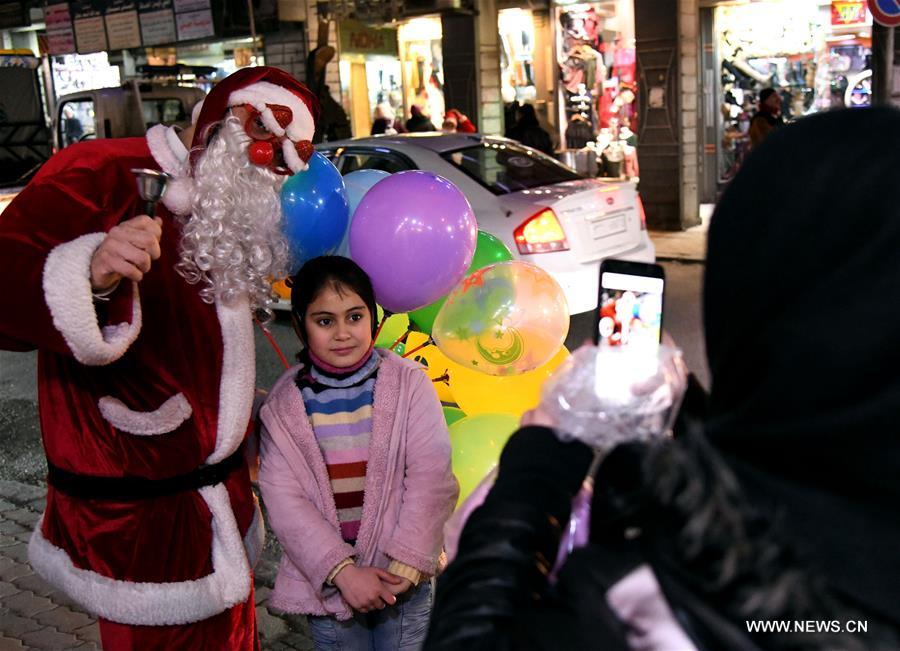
[832,1,868,25]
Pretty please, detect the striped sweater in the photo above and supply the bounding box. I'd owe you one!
[296,351,379,544]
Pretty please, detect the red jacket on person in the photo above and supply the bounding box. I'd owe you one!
[0,126,261,646]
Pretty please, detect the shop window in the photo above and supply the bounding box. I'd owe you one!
[141,98,189,129]
[337,152,414,175]
[58,100,95,148]
[443,143,582,196]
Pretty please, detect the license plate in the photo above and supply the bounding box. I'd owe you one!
[590,215,627,239]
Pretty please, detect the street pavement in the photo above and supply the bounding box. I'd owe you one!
[0,223,708,650]
[0,479,314,650]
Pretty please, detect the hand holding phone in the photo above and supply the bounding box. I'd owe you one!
[594,259,665,350]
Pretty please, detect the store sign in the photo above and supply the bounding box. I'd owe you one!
[71,0,109,54]
[832,1,868,25]
[868,0,900,26]
[41,1,215,53]
[105,0,142,50]
[44,3,77,55]
[175,9,214,40]
[138,0,177,46]
[339,20,398,57]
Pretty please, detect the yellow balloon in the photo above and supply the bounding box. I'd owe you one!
[375,306,409,350]
[404,332,455,403]
[449,346,570,417]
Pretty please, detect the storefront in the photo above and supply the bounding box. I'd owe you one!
[397,16,444,132]
[550,0,637,177]
[707,0,871,187]
[337,19,401,138]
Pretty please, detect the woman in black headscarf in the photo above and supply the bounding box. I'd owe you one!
[425,107,900,650]
[507,103,555,155]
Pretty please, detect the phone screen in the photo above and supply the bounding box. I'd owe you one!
[597,271,664,349]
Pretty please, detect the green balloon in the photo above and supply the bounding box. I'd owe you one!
[442,406,466,427]
[409,231,513,334]
[375,305,409,350]
[449,413,519,506]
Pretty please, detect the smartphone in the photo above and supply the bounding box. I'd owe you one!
[594,259,665,349]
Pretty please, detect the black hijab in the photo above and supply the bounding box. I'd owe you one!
[703,107,900,624]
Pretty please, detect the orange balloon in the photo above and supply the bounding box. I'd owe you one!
[272,278,291,301]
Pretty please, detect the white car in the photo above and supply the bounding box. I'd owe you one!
[319,133,655,316]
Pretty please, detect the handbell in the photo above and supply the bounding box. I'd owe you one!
[130,168,172,218]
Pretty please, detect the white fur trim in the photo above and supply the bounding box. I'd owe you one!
[161,176,194,216]
[243,494,265,568]
[146,124,187,176]
[43,233,142,366]
[98,393,192,436]
[28,483,251,626]
[281,139,309,174]
[191,99,204,125]
[228,81,315,143]
[206,296,255,464]
[258,106,287,138]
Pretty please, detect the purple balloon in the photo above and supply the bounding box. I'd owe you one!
[349,171,477,313]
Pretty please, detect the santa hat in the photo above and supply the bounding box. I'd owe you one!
[164,66,320,215]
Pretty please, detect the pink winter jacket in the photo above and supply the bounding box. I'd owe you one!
[258,349,459,620]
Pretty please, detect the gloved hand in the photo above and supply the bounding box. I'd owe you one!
[486,425,593,523]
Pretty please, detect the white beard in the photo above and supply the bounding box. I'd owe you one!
[175,117,289,313]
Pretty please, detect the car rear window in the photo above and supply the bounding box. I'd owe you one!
[441,142,584,195]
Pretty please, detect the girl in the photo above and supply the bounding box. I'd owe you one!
[258,256,458,650]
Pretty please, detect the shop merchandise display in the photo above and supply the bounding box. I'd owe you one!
[715,0,871,183]
[555,4,637,180]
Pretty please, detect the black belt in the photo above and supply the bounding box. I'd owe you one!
[47,446,245,501]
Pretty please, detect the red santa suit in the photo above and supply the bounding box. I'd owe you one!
[0,67,318,650]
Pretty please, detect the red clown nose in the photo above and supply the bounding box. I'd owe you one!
[248,141,275,166]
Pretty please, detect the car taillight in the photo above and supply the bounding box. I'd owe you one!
[513,208,569,254]
[637,195,647,230]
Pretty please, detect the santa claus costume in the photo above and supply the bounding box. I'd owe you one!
[0,67,318,650]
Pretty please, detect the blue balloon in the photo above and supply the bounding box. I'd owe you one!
[345,169,390,214]
[336,169,390,257]
[281,152,350,272]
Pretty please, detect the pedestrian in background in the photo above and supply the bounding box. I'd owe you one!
[406,105,435,133]
[507,103,554,155]
[445,109,476,133]
[749,87,783,148]
[371,103,398,136]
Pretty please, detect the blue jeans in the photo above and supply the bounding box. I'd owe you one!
[308,580,434,651]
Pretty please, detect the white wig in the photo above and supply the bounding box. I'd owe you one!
[176,117,289,313]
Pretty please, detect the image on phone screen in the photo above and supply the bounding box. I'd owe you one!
[597,271,664,349]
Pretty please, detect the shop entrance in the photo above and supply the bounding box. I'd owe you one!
[700,0,872,201]
[551,0,637,179]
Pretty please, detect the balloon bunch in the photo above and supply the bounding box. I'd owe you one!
[280,165,573,506]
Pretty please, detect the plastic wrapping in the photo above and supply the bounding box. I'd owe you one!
[540,345,688,452]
